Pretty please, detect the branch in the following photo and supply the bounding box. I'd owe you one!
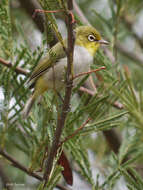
[0,148,70,190]
[43,0,75,186]
[73,67,106,80]
[0,57,28,75]
[0,148,43,181]
[60,118,91,146]
[73,0,90,25]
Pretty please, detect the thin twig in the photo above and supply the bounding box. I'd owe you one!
[33,9,75,24]
[43,0,75,186]
[79,86,123,109]
[73,0,90,25]
[0,57,28,75]
[73,67,106,80]
[32,9,64,18]
[60,118,91,146]
[79,86,95,96]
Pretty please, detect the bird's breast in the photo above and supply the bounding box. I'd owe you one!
[42,45,93,89]
[73,45,93,74]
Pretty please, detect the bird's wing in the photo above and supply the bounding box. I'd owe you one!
[28,40,67,84]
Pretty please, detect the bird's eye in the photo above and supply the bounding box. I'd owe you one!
[88,34,96,42]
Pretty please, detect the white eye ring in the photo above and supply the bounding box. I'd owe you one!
[88,34,96,42]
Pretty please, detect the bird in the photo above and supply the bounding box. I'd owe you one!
[22,25,108,118]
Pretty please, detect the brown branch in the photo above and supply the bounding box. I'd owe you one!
[43,0,75,186]
[73,67,106,80]
[32,9,63,18]
[0,148,43,181]
[0,57,28,75]
[73,0,90,25]
[60,118,91,146]
[79,86,123,110]
[79,86,95,96]
[0,148,70,190]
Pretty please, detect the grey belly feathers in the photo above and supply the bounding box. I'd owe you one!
[42,45,93,89]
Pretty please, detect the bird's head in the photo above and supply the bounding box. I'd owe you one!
[75,26,109,56]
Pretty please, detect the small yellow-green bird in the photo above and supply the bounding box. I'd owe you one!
[22,26,108,118]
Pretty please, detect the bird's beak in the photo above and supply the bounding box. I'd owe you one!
[98,39,109,45]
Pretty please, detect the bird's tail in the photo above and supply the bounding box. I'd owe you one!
[22,93,37,119]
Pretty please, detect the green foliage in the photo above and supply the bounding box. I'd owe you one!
[0,0,143,190]
[0,0,13,59]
